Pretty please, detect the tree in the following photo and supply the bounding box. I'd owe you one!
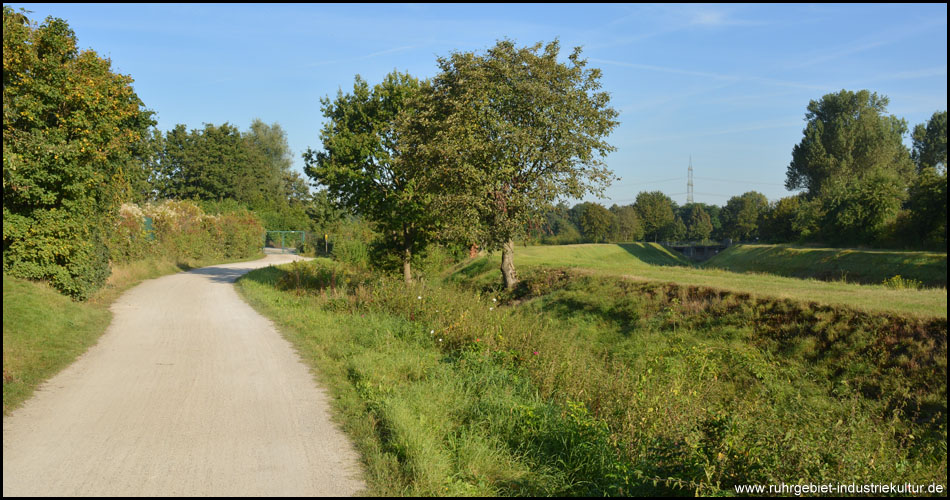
[759,195,803,243]
[634,191,675,242]
[817,171,906,245]
[3,8,155,299]
[304,71,436,282]
[903,167,947,249]
[422,39,618,289]
[721,191,768,241]
[684,204,713,242]
[911,110,947,173]
[904,111,947,248]
[609,204,643,242]
[577,202,614,242]
[786,90,915,197]
[665,216,687,242]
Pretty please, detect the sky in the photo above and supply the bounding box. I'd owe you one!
[9,3,948,207]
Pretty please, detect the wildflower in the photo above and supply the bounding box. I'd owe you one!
[417,296,422,300]
[475,338,480,342]
[438,338,442,342]
[430,330,434,334]
[533,351,539,355]
[489,307,494,311]
[492,298,496,302]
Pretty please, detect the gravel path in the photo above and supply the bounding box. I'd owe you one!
[3,254,365,496]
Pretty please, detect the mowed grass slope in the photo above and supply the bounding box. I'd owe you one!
[704,244,947,288]
[453,243,947,318]
[3,274,111,414]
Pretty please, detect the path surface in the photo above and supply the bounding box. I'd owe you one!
[3,255,365,496]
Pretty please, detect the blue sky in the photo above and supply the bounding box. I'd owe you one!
[10,3,948,206]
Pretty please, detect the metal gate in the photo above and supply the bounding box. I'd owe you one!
[263,230,305,254]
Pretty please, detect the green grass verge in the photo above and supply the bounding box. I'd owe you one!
[2,252,263,415]
[453,244,947,318]
[704,244,948,288]
[235,259,947,496]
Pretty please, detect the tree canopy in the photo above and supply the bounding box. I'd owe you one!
[3,7,155,298]
[304,71,436,282]
[786,89,914,197]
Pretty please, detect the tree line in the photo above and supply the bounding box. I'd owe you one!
[4,7,946,298]
[305,47,946,288]
[530,95,946,252]
[2,8,329,299]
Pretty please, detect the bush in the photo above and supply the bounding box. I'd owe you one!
[106,200,264,266]
[4,208,112,301]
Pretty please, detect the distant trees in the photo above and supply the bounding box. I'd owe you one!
[911,110,947,173]
[903,111,947,248]
[576,202,614,243]
[609,204,643,242]
[721,191,768,241]
[634,191,675,242]
[683,204,713,242]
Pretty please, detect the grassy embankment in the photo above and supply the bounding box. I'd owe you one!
[235,248,947,496]
[704,244,947,289]
[462,243,946,318]
[2,254,263,415]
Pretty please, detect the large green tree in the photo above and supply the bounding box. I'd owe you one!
[634,191,675,242]
[911,110,947,173]
[721,191,768,241]
[423,39,619,289]
[577,202,614,243]
[785,90,914,245]
[609,204,643,242]
[304,71,435,282]
[3,8,155,298]
[904,110,947,248]
[786,90,914,197]
[684,204,713,242]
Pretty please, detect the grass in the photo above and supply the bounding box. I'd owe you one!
[2,252,263,415]
[704,244,948,288]
[452,243,947,318]
[235,258,948,496]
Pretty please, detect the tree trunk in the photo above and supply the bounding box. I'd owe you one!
[403,253,412,284]
[500,239,518,289]
[402,227,412,284]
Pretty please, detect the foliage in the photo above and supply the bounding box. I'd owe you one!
[720,191,768,241]
[911,110,947,173]
[881,275,923,290]
[238,257,947,496]
[759,195,803,243]
[3,7,155,299]
[901,168,947,249]
[608,204,643,242]
[107,200,263,264]
[423,39,619,288]
[634,191,675,242]
[683,204,713,242]
[304,71,437,282]
[786,89,915,197]
[816,169,907,245]
[576,202,614,243]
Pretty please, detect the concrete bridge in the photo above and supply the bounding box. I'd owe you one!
[667,243,729,262]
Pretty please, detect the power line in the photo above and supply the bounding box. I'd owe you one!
[624,176,684,185]
[693,176,785,186]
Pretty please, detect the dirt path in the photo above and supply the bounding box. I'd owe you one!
[2,255,366,496]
